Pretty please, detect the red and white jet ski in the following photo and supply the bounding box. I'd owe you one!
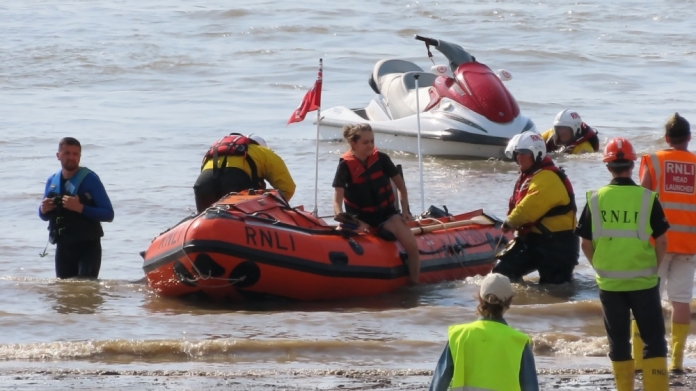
[317,35,537,159]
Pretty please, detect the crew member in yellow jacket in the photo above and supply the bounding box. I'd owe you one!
[193,133,296,212]
[542,109,600,154]
[492,131,579,284]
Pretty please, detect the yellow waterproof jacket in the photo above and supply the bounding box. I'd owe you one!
[507,169,576,234]
[201,144,296,201]
[541,129,595,154]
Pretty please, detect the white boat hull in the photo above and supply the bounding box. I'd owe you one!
[315,96,536,159]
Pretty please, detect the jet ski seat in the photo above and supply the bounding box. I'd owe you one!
[370,59,438,120]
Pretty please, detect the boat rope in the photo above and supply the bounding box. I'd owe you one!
[415,217,467,268]
[178,211,249,287]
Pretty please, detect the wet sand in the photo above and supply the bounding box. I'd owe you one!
[2,368,695,390]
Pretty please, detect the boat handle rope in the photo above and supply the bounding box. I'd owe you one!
[416,217,467,268]
[178,218,250,287]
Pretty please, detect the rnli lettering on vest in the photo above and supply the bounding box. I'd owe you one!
[600,209,639,224]
[664,161,696,194]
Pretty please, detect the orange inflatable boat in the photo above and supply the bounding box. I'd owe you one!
[141,190,511,301]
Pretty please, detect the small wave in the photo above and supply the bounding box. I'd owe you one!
[0,339,433,363]
[183,9,251,20]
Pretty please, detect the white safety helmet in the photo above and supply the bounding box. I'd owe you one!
[248,134,267,148]
[553,109,583,139]
[504,131,546,162]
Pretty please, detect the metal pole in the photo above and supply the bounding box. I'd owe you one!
[414,74,425,214]
[312,59,323,217]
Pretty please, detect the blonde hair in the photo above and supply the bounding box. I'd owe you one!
[342,123,373,144]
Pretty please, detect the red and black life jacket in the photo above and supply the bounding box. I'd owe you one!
[202,133,262,187]
[546,123,600,153]
[508,156,576,234]
[341,149,396,214]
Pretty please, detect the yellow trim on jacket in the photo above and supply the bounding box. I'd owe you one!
[201,144,296,201]
[541,128,595,154]
[507,169,576,233]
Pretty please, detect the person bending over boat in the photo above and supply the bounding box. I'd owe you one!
[492,131,579,284]
[541,109,600,154]
[193,133,296,213]
[332,123,420,284]
[38,137,114,279]
[429,273,539,391]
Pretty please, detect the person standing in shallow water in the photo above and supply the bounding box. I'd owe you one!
[636,112,696,374]
[429,273,539,391]
[576,137,669,391]
[331,123,420,284]
[38,137,114,279]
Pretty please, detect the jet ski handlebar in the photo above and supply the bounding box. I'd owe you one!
[414,35,439,47]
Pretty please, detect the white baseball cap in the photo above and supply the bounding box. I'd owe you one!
[480,273,515,304]
[248,134,267,148]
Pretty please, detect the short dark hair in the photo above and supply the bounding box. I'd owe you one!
[665,113,690,145]
[58,137,81,151]
[607,160,633,174]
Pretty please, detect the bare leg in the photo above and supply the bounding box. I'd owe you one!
[383,215,420,284]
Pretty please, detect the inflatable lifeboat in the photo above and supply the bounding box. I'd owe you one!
[141,190,511,301]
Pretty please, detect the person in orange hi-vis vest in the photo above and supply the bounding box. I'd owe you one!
[637,112,696,374]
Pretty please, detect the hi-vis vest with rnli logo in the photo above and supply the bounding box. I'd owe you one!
[587,185,659,292]
[640,150,696,254]
[340,149,395,214]
[448,320,530,391]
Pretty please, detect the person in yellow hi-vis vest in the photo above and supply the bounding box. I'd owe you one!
[634,112,696,374]
[576,137,669,391]
[429,273,539,391]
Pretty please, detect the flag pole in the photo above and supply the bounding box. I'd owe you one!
[312,59,323,217]
[414,74,425,214]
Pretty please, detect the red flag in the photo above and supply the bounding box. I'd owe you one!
[287,60,322,125]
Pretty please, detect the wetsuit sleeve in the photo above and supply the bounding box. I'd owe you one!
[261,149,296,201]
[378,152,399,178]
[650,199,669,239]
[574,203,593,240]
[429,343,453,391]
[80,172,114,222]
[38,176,54,221]
[332,161,350,188]
[519,342,540,391]
[506,170,570,228]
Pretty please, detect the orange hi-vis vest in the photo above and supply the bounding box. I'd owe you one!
[640,149,696,254]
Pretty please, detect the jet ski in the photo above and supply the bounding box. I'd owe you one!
[317,35,537,159]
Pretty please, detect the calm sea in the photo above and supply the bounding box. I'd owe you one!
[1,0,694,382]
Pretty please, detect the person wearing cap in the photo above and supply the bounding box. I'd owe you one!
[541,109,600,154]
[493,131,579,284]
[429,273,539,391]
[635,112,696,374]
[575,137,669,391]
[193,133,296,212]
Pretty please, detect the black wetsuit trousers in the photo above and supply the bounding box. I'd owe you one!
[600,284,667,362]
[54,239,102,279]
[492,231,579,284]
[193,168,254,213]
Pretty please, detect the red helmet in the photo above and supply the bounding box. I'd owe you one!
[603,137,637,163]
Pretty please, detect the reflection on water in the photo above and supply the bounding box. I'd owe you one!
[141,284,427,315]
[44,280,105,315]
